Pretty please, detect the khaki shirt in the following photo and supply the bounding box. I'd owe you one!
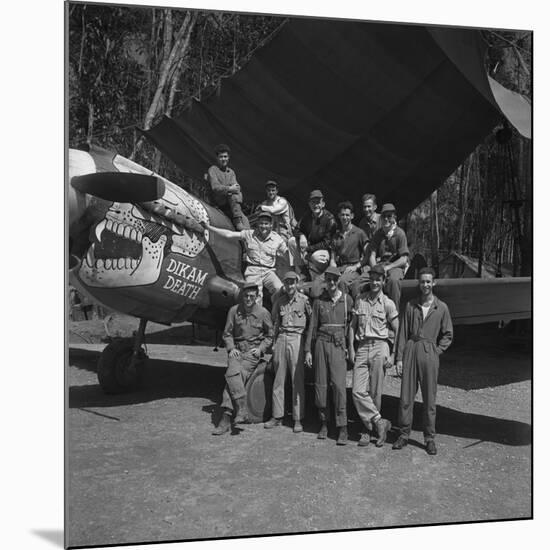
[241,229,288,268]
[272,291,312,337]
[353,291,398,341]
[223,303,273,354]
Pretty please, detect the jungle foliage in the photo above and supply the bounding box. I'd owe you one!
[68,3,532,276]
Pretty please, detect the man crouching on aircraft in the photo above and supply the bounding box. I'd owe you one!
[203,211,287,305]
[212,281,273,435]
[392,267,453,455]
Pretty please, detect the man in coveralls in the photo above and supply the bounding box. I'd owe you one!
[348,264,398,447]
[392,267,453,455]
[264,271,312,433]
[205,143,249,230]
[305,266,353,445]
[212,281,273,435]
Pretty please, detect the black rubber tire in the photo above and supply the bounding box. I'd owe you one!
[245,360,274,423]
[97,340,146,394]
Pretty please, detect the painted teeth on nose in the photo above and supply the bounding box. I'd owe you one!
[130,228,137,242]
[124,226,132,239]
[105,259,112,269]
[137,231,143,243]
[131,259,138,269]
[106,220,113,232]
[95,220,106,242]
[96,259,104,269]
[118,258,125,269]
[117,224,125,236]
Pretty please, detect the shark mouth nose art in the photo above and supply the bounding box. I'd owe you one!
[79,203,169,288]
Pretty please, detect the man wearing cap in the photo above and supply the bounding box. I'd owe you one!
[348,264,398,447]
[202,211,287,305]
[358,193,382,247]
[289,189,338,280]
[305,266,353,445]
[212,281,273,435]
[331,201,368,288]
[264,271,312,433]
[367,203,409,308]
[205,143,249,230]
[392,267,453,455]
[258,180,297,242]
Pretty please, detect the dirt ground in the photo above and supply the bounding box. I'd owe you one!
[66,316,532,548]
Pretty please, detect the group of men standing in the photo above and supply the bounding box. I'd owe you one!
[203,144,453,455]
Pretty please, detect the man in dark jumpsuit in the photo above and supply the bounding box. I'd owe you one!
[392,267,453,455]
[305,266,353,445]
[205,143,249,230]
[212,281,273,435]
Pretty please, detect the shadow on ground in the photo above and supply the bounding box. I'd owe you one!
[69,349,531,447]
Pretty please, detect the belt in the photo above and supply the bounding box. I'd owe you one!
[245,262,275,269]
[410,334,436,345]
[317,332,345,343]
[358,337,386,344]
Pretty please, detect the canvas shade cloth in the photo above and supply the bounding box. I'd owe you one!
[144,19,530,218]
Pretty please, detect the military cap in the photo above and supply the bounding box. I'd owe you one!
[309,189,324,200]
[380,203,396,214]
[370,264,386,277]
[265,180,278,187]
[256,211,273,221]
[283,271,299,281]
[324,266,340,279]
[242,281,259,291]
[214,143,231,154]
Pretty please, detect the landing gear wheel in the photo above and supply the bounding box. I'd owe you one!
[245,360,274,423]
[97,340,147,394]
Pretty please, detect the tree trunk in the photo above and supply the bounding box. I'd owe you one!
[132,10,197,159]
[86,100,94,146]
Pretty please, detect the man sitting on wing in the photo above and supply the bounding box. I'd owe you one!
[258,180,296,242]
[331,200,368,289]
[202,211,287,305]
[366,203,409,309]
[289,189,338,280]
[205,143,249,230]
[357,193,381,248]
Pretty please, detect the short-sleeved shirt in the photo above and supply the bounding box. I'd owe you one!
[332,224,367,265]
[206,165,238,203]
[241,229,288,268]
[272,291,312,335]
[223,303,273,353]
[353,291,398,341]
[358,213,381,243]
[370,225,409,262]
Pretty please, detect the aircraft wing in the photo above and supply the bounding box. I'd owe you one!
[144,19,531,216]
[401,277,531,325]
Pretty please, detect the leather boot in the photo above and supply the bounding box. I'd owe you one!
[212,412,231,435]
[336,426,348,446]
[375,418,391,447]
[234,396,250,424]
